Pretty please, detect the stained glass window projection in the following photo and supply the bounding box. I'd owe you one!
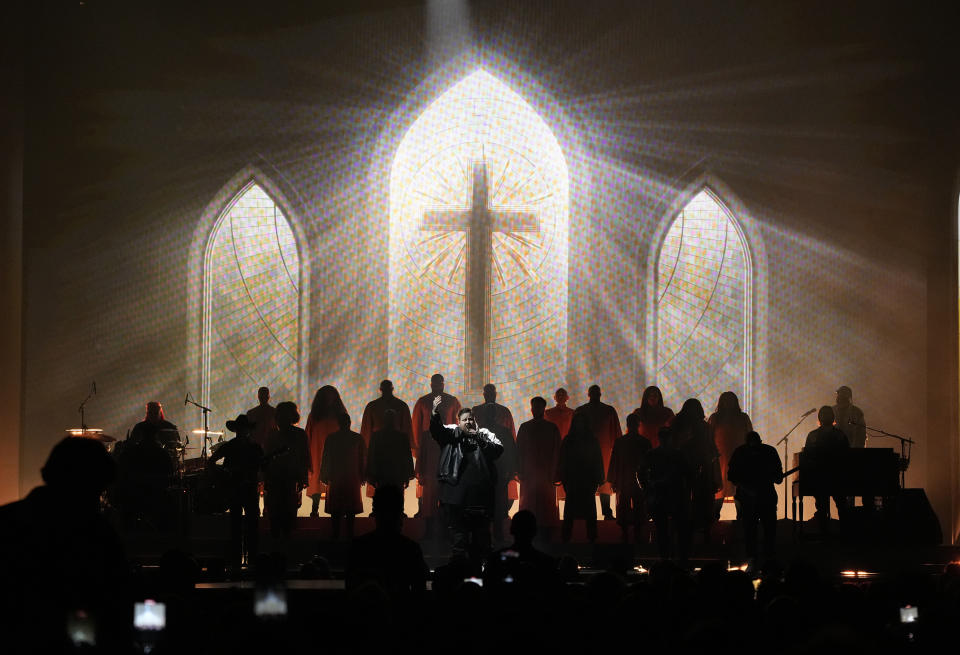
[202,181,300,422]
[655,189,750,412]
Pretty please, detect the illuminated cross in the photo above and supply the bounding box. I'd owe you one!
[421,161,540,391]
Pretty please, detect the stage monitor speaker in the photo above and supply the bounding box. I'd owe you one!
[891,489,942,546]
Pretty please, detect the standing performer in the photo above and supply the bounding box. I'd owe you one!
[305,385,346,517]
[320,412,366,541]
[544,387,574,504]
[804,406,850,535]
[472,383,518,541]
[832,385,866,448]
[209,414,263,569]
[431,396,503,563]
[727,431,783,563]
[245,387,277,452]
[675,399,721,542]
[632,385,674,449]
[558,413,605,543]
[366,409,415,493]
[411,374,461,530]
[574,385,621,520]
[644,427,693,561]
[263,401,310,538]
[608,413,653,543]
[516,396,562,526]
[360,380,415,501]
[544,388,574,440]
[707,391,753,500]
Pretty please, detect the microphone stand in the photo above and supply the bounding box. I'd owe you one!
[776,410,814,520]
[77,383,96,432]
[862,424,914,488]
[185,394,213,464]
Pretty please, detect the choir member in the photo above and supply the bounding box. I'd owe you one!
[366,409,415,492]
[516,396,562,525]
[708,391,753,499]
[245,386,277,452]
[574,385,621,520]
[320,412,366,541]
[558,413,605,543]
[632,385,674,449]
[305,385,346,517]
[608,413,652,543]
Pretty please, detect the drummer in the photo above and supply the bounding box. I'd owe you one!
[129,401,179,446]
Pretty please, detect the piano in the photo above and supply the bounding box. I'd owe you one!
[790,448,901,523]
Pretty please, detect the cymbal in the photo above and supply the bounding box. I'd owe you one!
[65,428,116,443]
[192,429,224,436]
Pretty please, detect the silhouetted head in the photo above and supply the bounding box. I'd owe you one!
[226,413,255,437]
[836,385,852,407]
[42,437,116,502]
[818,405,835,427]
[383,408,397,429]
[311,385,345,420]
[745,430,762,446]
[457,407,477,434]
[554,388,568,406]
[530,396,547,419]
[145,401,164,423]
[716,391,742,415]
[257,386,270,405]
[642,386,664,408]
[337,412,351,430]
[658,426,673,447]
[626,413,640,433]
[510,510,538,544]
[678,398,705,423]
[379,379,394,397]
[482,384,496,403]
[372,485,404,531]
[568,412,590,439]
[430,374,444,394]
[276,401,300,427]
[588,385,601,402]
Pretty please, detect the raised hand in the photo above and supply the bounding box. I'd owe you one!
[432,394,443,414]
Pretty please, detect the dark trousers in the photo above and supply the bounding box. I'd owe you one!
[599,493,613,517]
[441,503,492,563]
[616,488,647,542]
[737,496,776,559]
[651,501,690,561]
[229,483,260,567]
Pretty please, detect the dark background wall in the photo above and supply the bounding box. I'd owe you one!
[14,0,960,536]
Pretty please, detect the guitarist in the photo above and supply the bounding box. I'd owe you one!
[209,414,264,569]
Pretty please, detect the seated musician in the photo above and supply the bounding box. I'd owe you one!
[129,401,178,446]
[803,406,849,534]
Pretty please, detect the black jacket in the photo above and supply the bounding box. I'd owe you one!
[430,413,503,507]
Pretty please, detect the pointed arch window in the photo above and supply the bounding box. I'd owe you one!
[654,188,752,411]
[201,181,301,421]
[388,70,569,409]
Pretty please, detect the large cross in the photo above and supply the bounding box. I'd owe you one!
[421,161,539,391]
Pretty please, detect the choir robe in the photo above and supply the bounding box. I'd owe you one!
[607,432,652,523]
[366,427,415,490]
[359,395,414,497]
[305,414,338,498]
[411,392,461,518]
[573,401,622,496]
[708,411,753,498]
[516,417,562,523]
[558,431,605,519]
[320,429,366,515]
[245,403,277,452]
[472,402,519,504]
[544,404,574,501]
[631,406,674,450]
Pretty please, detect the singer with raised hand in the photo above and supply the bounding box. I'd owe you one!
[430,394,503,565]
[833,385,866,448]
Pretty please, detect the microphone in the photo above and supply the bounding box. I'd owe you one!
[801,407,816,417]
